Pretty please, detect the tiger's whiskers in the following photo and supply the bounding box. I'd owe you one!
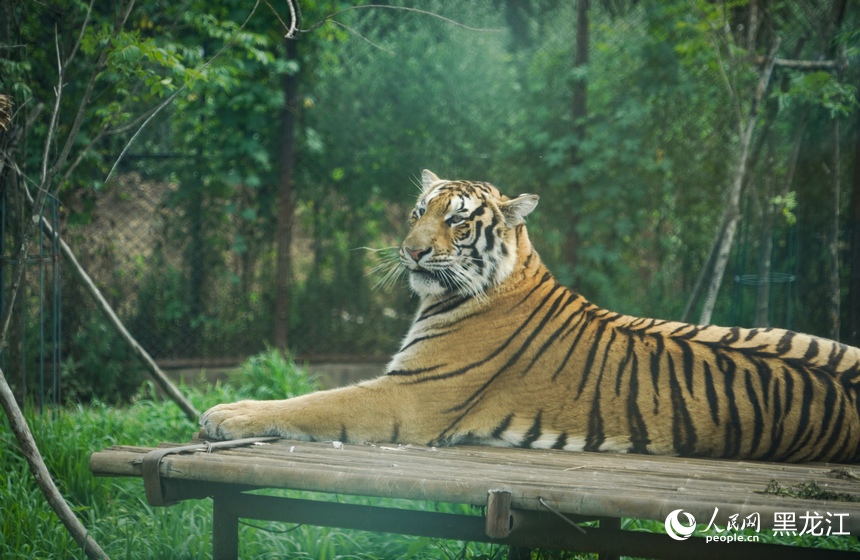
[362,246,406,292]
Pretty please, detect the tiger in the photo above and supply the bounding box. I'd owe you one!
[201,170,860,463]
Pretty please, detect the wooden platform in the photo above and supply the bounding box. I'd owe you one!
[89,437,860,559]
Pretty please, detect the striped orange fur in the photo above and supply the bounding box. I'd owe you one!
[201,171,860,463]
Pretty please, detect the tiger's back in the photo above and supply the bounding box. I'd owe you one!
[202,170,860,463]
[386,228,860,463]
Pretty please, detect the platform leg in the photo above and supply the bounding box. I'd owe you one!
[598,517,622,560]
[213,493,240,560]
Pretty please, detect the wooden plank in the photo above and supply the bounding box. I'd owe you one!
[89,439,860,533]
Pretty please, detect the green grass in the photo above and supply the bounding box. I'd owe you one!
[0,350,528,559]
[1,349,858,558]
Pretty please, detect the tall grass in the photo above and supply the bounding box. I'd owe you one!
[1,349,857,558]
[0,350,516,559]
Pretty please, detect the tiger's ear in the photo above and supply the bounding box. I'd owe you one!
[500,194,539,227]
[421,169,443,194]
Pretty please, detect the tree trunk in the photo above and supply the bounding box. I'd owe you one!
[275,38,299,350]
[754,150,775,328]
[848,98,860,346]
[829,115,841,341]
[565,0,589,275]
[755,112,807,328]
[698,39,780,326]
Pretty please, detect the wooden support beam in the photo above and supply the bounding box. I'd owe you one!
[486,490,513,538]
[212,493,240,560]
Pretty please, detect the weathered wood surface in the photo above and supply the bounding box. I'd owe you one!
[90,438,860,532]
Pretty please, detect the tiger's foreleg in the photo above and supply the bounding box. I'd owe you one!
[199,377,431,444]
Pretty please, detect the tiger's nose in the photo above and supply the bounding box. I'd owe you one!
[405,246,431,263]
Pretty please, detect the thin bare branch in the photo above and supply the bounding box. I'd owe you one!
[751,56,844,70]
[51,0,140,189]
[284,0,300,38]
[57,81,147,188]
[0,364,109,559]
[51,48,110,189]
[114,0,137,34]
[265,0,302,39]
[37,27,63,194]
[62,0,96,73]
[329,19,394,54]
[302,4,502,35]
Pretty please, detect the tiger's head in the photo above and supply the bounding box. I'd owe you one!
[400,170,539,300]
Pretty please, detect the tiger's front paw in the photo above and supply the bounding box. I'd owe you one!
[199,400,274,440]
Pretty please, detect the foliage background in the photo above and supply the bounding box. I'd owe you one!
[2,0,859,401]
[2,2,860,557]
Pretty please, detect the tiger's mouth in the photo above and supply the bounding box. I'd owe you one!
[410,267,440,281]
[410,267,458,291]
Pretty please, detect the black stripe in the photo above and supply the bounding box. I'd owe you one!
[759,376,784,461]
[817,391,847,462]
[467,204,485,221]
[776,331,795,354]
[670,323,698,337]
[676,339,696,395]
[510,289,574,377]
[482,214,497,254]
[721,327,741,345]
[585,382,605,451]
[626,352,650,454]
[840,361,860,385]
[614,334,635,396]
[522,411,543,448]
[782,367,795,420]
[550,304,593,381]
[576,321,611,398]
[744,328,759,341]
[398,330,455,353]
[443,285,570,413]
[387,365,442,377]
[702,361,720,426]
[340,425,348,443]
[417,295,470,322]
[522,250,534,269]
[716,353,741,457]
[552,432,568,450]
[802,339,819,361]
[522,292,582,373]
[491,414,514,439]
[828,342,848,370]
[752,358,773,409]
[743,369,764,457]
[782,369,815,459]
[390,422,400,443]
[649,335,665,415]
[407,281,563,388]
[585,328,616,452]
[668,353,697,456]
